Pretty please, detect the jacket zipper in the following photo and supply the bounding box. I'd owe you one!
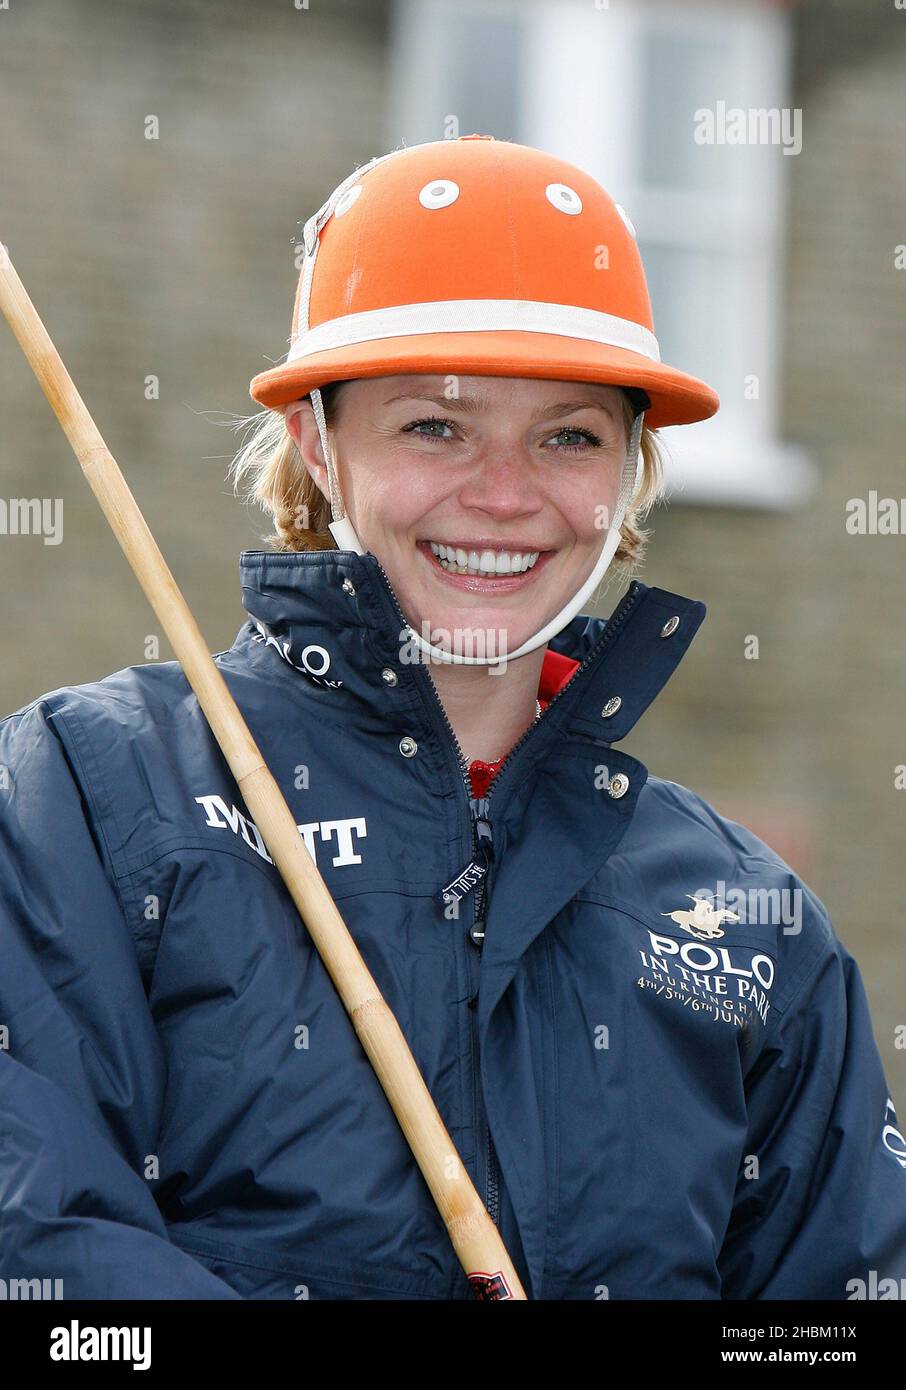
[371,560,501,1224]
[440,579,645,1230]
[372,558,645,1231]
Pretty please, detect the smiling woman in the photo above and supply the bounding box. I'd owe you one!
[3,134,904,1305]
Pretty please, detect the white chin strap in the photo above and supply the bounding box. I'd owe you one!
[310,385,645,665]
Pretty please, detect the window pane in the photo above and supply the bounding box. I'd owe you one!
[393,1,524,145]
[444,8,523,140]
[639,30,735,195]
[640,239,741,415]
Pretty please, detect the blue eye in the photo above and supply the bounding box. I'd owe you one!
[402,415,455,439]
[550,426,603,452]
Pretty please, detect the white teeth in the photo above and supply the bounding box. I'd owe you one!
[427,541,541,576]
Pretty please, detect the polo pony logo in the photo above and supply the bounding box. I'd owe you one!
[661,894,741,941]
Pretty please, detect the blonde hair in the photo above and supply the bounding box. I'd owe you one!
[227,382,665,574]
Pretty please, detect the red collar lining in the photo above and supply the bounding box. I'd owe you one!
[468,649,580,798]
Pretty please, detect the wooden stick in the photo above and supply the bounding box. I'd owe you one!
[0,241,526,1302]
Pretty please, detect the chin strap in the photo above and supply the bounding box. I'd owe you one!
[311,384,645,664]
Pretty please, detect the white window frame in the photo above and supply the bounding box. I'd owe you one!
[388,0,815,509]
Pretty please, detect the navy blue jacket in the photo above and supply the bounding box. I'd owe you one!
[1,550,904,1299]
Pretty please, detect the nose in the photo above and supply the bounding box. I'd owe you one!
[455,446,545,522]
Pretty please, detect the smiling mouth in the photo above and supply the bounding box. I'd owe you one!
[424,539,544,577]
[415,538,556,594]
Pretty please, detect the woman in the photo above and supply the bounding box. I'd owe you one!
[1,136,904,1301]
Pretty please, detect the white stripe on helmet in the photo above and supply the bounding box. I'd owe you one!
[289,299,660,364]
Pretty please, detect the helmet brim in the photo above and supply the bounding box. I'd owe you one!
[248,330,719,431]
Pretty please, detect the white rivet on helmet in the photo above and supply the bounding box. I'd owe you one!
[334,184,363,217]
[615,202,637,238]
[545,182,582,215]
[418,179,460,210]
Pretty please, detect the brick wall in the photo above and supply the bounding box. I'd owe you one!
[0,0,389,702]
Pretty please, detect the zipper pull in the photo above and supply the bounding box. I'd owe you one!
[434,800,495,911]
[470,796,495,864]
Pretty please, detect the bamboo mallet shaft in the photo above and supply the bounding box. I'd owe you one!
[0,242,526,1301]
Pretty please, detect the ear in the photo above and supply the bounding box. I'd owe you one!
[284,398,330,500]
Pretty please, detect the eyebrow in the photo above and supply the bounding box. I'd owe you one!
[382,391,617,422]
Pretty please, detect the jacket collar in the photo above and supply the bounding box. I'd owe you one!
[236,549,706,751]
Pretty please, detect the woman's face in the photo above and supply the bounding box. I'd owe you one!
[285,374,627,658]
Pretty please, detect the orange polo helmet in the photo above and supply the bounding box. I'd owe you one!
[248,134,719,430]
